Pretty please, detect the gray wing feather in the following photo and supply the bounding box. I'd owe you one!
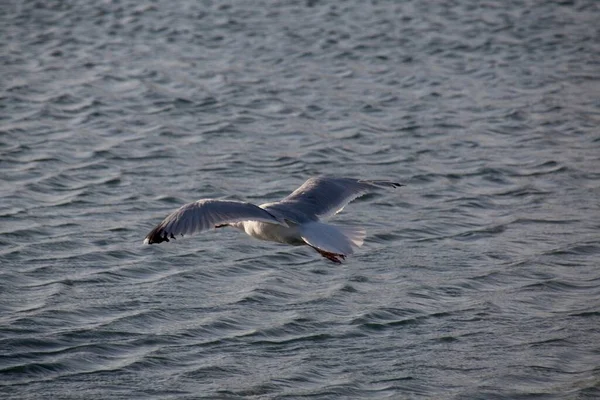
[263,176,402,221]
[144,199,283,244]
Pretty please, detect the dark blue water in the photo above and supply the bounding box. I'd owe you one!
[1,0,599,398]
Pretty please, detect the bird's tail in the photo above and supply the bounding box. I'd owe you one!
[300,222,366,256]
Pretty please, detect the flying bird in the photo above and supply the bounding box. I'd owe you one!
[144,176,402,263]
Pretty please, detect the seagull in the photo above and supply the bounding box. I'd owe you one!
[143,176,402,263]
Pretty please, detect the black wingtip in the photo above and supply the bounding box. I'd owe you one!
[363,180,404,188]
[144,226,169,244]
[385,180,404,188]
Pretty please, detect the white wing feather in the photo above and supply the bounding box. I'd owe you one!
[264,176,402,221]
[144,199,284,244]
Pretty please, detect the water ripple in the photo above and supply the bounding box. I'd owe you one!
[1,0,599,398]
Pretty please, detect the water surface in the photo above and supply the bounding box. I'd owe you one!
[1,0,599,398]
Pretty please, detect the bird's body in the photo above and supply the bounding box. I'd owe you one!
[144,176,402,263]
[229,220,304,245]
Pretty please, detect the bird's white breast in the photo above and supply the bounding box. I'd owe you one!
[240,221,303,245]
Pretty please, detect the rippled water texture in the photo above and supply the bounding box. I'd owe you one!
[2,0,600,398]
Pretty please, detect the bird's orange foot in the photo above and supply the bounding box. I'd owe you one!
[314,248,346,264]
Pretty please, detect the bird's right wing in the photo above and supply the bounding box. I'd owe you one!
[267,176,402,221]
[143,199,285,244]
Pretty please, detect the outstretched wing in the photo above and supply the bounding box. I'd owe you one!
[144,199,284,244]
[266,176,402,221]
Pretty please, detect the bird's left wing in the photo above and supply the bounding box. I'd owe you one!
[144,199,285,244]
